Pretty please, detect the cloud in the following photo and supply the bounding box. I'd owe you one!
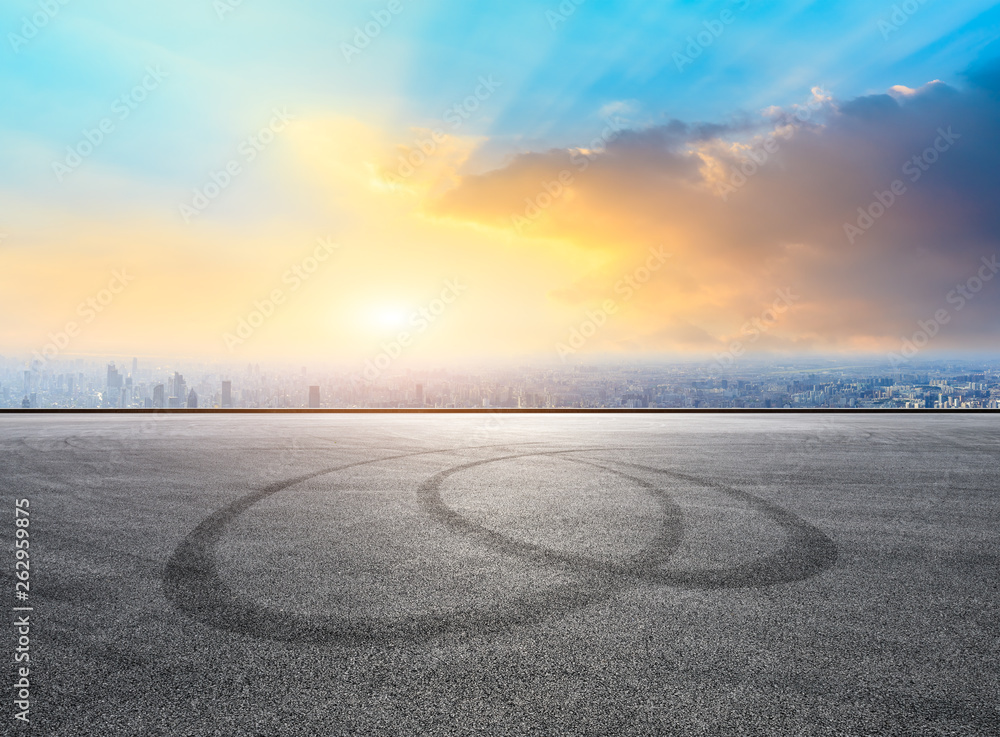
[598,100,637,119]
[424,59,1000,356]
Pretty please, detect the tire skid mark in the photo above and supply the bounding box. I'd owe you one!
[422,454,838,589]
[17,436,73,453]
[163,443,608,645]
[416,450,685,577]
[593,459,838,588]
[164,445,837,645]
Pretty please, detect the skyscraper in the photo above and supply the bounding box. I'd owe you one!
[172,373,186,405]
[153,384,165,408]
[187,389,198,409]
[103,364,124,407]
[106,363,124,391]
[416,383,424,406]
[308,385,320,409]
[221,380,232,408]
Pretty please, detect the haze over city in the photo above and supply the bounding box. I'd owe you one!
[6,355,1000,410]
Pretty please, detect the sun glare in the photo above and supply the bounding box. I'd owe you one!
[373,307,409,330]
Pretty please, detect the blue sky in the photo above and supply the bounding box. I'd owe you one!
[2,1,1000,361]
[3,0,998,176]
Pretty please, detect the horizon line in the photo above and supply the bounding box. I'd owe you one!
[3,408,998,415]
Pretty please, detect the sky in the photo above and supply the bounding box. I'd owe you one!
[1,0,999,368]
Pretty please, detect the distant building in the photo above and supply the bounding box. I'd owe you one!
[153,384,165,408]
[221,380,232,408]
[172,372,186,402]
[107,363,124,391]
[415,383,424,406]
[308,385,320,409]
[187,389,198,408]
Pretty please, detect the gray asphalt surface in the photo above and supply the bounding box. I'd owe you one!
[1,414,998,736]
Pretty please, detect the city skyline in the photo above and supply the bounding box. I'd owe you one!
[7,353,1000,411]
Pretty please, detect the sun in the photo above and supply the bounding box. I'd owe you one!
[372,306,409,330]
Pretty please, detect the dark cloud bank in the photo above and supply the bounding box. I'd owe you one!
[432,55,1000,356]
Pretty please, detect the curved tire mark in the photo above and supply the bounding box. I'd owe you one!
[421,454,838,589]
[163,444,622,645]
[164,445,837,645]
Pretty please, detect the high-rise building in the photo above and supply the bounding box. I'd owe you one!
[415,383,424,406]
[221,380,232,408]
[153,384,165,408]
[131,357,138,378]
[107,363,124,391]
[308,385,320,409]
[187,389,198,408]
[172,372,186,403]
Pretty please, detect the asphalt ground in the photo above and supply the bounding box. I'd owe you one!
[1,414,997,735]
